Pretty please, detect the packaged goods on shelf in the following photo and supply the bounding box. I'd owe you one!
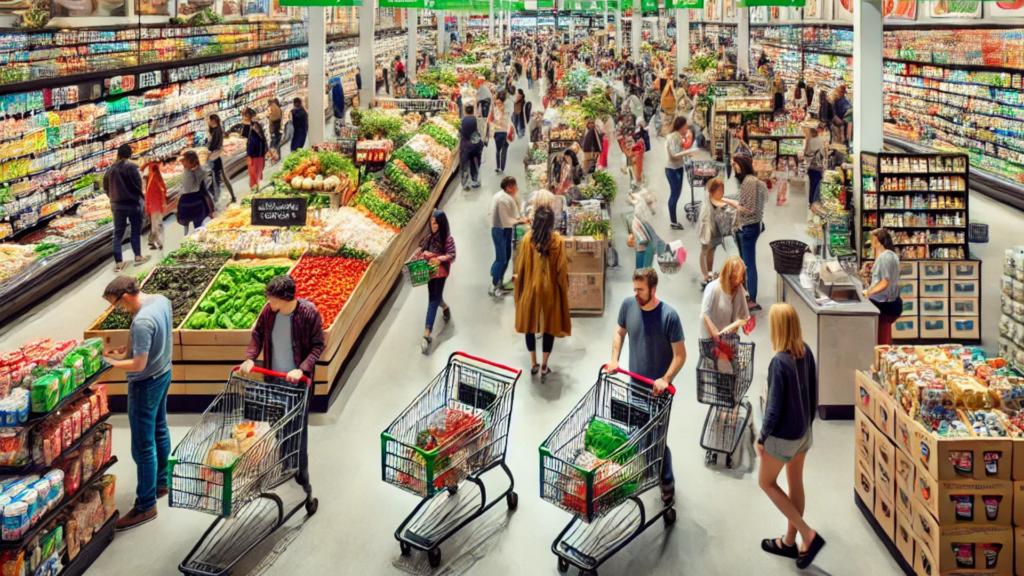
[1000,247,1024,372]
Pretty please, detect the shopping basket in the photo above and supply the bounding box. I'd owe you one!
[404,258,439,287]
[541,366,676,575]
[169,367,317,576]
[770,239,809,275]
[382,352,521,568]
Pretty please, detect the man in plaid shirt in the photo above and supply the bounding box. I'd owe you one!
[241,275,324,490]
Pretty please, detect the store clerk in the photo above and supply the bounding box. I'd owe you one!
[863,228,903,346]
[240,275,324,491]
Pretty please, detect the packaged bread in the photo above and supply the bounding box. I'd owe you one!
[232,422,270,454]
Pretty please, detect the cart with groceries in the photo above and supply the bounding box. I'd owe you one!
[168,367,317,576]
[683,160,724,224]
[696,336,755,468]
[381,351,522,568]
[540,366,676,576]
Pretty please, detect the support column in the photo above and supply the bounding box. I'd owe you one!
[615,5,622,58]
[676,8,688,74]
[738,6,749,74]
[854,0,883,242]
[438,10,445,56]
[569,12,575,41]
[408,8,418,83]
[489,0,495,38]
[310,6,326,144]
[358,4,376,109]
[631,9,641,63]
[603,2,608,30]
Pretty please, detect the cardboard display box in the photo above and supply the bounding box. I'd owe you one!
[876,491,897,542]
[897,509,916,567]
[933,525,1012,574]
[909,416,1012,482]
[912,474,1012,526]
[1012,482,1024,526]
[856,458,875,509]
[856,407,877,472]
[913,505,941,560]
[567,272,604,314]
[875,387,897,443]
[897,447,916,518]
[855,370,879,421]
[1014,440,1024,481]
[896,407,916,458]
[564,236,605,274]
[877,437,897,503]
[1015,527,1024,576]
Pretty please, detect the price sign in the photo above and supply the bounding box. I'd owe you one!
[251,197,308,227]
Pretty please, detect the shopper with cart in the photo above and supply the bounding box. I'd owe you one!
[732,155,769,313]
[240,275,325,490]
[701,256,751,344]
[757,302,825,569]
[665,117,699,230]
[607,268,686,503]
[513,206,571,379]
[698,178,742,288]
[419,210,456,354]
[100,276,173,531]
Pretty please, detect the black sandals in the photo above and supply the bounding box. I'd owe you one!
[796,533,826,569]
[761,537,798,559]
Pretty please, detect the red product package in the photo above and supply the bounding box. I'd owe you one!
[70,408,82,442]
[80,403,91,432]
[58,453,82,496]
[61,417,74,451]
[90,385,109,416]
[88,396,99,425]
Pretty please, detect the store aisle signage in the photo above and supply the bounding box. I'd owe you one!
[737,0,802,6]
[251,197,308,227]
[278,0,361,6]
[667,0,702,7]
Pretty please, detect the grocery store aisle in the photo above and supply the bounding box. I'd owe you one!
[86,79,896,576]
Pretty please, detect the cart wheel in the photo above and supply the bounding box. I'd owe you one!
[428,548,442,568]
[305,498,318,516]
[558,558,570,573]
[448,485,458,496]
[506,491,519,510]
[664,507,677,526]
[704,451,711,465]
[400,542,411,557]
[581,570,598,576]
[725,454,734,469]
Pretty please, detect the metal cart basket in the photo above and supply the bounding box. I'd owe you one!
[696,337,755,468]
[683,160,724,223]
[382,351,522,568]
[541,367,676,575]
[169,367,317,576]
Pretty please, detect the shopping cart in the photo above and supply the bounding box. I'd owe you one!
[382,352,521,568]
[696,337,755,468]
[541,367,676,575]
[683,160,724,224]
[169,367,316,576]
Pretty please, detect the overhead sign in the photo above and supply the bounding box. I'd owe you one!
[737,0,802,5]
[251,197,308,228]
[278,0,361,6]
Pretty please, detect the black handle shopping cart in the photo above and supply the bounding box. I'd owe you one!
[541,366,676,575]
[382,351,521,568]
[683,160,724,224]
[696,337,755,469]
[168,367,317,576]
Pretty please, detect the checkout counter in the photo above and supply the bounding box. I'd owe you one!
[779,261,879,420]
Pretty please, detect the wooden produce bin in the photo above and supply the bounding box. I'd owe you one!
[565,236,605,316]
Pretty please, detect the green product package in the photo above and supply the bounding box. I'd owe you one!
[63,354,85,387]
[31,374,60,413]
[83,355,101,377]
[53,367,75,398]
[78,339,104,360]
[584,419,636,465]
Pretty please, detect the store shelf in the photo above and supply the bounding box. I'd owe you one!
[21,366,113,429]
[0,456,117,550]
[60,511,118,576]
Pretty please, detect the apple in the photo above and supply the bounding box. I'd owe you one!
[997,0,1024,9]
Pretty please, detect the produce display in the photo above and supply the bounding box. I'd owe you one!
[580,170,618,202]
[290,256,371,327]
[183,262,294,331]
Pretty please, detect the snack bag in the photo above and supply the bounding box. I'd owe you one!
[30,374,59,414]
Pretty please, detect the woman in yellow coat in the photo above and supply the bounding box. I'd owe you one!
[514,206,571,380]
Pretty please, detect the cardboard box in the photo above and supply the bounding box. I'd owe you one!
[894,317,920,340]
[934,525,1012,574]
[921,317,950,339]
[565,237,604,274]
[876,388,897,442]
[951,298,979,317]
[856,407,877,472]
[856,458,875,509]
[1013,439,1024,481]
[952,279,980,298]
[901,261,919,280]
[897,448,917,518]
[897,510,916,566]
[920,297,949,317]
[903,298,919,316]
[921,280,949,298]
[877,438,897,503]
[951,317,980,340]
[900,280,919,299]
[921,262,950,280]
[876,491,897,542]
[912,473,1012,526]
[1013,482,1024,526]
[855,370,878,419]
[913,506,941,560]
[896,407,916,458]
[952,261,980,280]
[909,416,1012,482]
[1015,527,1024,576]
[567,273,604,311]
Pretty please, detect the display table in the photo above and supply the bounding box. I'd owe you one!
[779,273,878,420]
[566,236,605,316]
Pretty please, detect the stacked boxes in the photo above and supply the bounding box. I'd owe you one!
[854,343,1024,575]
[1000,247,1024,372]
[895,260,982,342]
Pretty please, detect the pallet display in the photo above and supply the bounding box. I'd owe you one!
[853,343,1024,576]
[882,26,1024,210]
[1000,247,1024,375]
[711,95,773,163]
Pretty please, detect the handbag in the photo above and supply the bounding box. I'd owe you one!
[507,125,515,142]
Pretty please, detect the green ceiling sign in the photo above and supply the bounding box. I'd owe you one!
[279,0,361,5]
[737,0,802,5]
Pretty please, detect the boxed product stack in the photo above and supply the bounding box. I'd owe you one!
[854,344,1024,575]
[1000,247,1024,373]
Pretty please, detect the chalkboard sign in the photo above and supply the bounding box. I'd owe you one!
[251,197,307,227]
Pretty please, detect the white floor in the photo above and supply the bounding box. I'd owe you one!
[3,77,1022,576]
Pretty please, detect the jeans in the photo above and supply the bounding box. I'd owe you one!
[128,369,173,512]
[460,144,481,187]
[525,333,554,353]
[210,157,234,201]
[292,131,307,152]
[112,204,143,264]
[736,222,763,302]
[265,376,311,486]
[490,227,513,286]
[808,169,823,205]
[493,132,509,172]
[635,249,645,270]
[662,446,674,486]
[665,167,684,224]
[426,277,447,330]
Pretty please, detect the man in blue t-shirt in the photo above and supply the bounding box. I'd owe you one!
[607,267,686,504]
[100,276,173,531]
